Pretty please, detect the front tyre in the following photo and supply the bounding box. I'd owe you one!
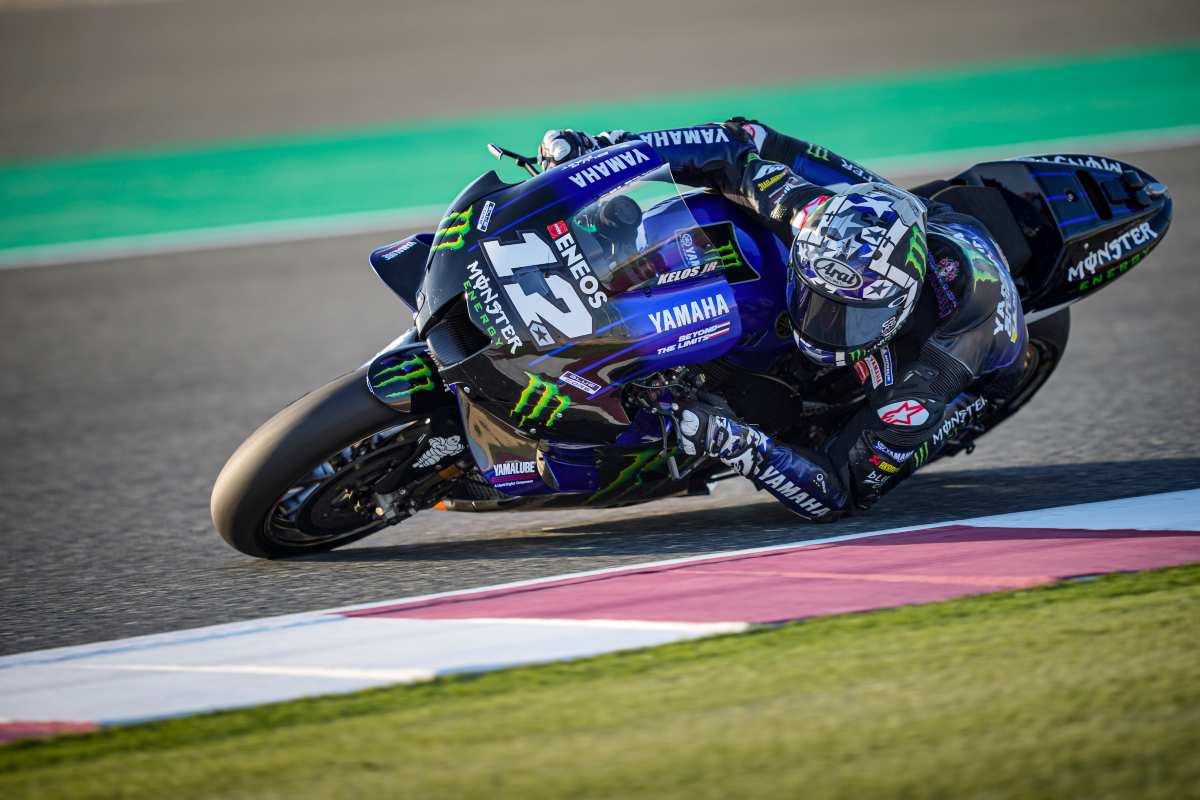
[211,368,439,558]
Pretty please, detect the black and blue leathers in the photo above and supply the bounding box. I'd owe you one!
[550,120,1032,520]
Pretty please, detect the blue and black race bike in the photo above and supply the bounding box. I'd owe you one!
[211,140,1171,557]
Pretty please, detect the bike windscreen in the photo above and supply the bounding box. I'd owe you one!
[563,164,722,294]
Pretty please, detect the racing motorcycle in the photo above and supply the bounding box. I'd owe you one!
[211,140,1171,557]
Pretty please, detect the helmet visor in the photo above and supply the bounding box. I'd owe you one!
[793,289,903,350]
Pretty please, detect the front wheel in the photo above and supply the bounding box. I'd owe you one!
[210,368,462,558]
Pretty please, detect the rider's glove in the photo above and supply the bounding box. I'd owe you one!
[676,399,771,477]
[537,129,632,171]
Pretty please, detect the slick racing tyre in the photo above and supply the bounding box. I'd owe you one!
[936,307,1071,459]
[211,368,428,558]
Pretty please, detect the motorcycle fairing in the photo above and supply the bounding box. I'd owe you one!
[364,343,446,413]
[443,275,742,444]
[416,141,664,338]
[370,234,433,313]
[945,154,1171,316]
[456,384,721,501]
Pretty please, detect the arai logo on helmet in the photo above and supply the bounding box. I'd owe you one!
[812,258,863,289]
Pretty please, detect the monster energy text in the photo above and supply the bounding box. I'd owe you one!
[465,260,523,353]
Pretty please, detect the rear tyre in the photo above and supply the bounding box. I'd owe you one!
[937,307,1071,460]
[211,368,419,558]
[1003,306,1071,418]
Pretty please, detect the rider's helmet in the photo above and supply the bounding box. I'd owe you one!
[787,182,928,366]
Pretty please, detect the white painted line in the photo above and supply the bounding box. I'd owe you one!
[0,204,446,272]
[1,126,1196,272]
[71,663,437,682]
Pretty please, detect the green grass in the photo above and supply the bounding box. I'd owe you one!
[3,565,1199,799]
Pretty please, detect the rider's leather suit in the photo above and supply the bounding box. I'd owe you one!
[610,119,1031,519]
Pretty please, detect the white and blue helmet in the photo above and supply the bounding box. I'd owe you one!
[787,183,929,365]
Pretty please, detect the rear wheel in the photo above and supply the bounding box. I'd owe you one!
[210,368,458,558]
[937,307,1071,459]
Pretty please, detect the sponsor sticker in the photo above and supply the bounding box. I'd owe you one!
[638,127,731,149]
[757,464,831,517]
[477,200,496,232]
[854,361,870,384]
[565,146,653,188]
[560,370,601,395]
[1019,154,1123,173]
[936,257,959,283]
[866,356,884,388]
[812,258,863,290]
[655,320,732,355]
[757,172,786,191]
[878,399,930,427]
[479,225,608,353]
[414,435,464,468]
[864,470,889,488]
[872,441,913,462]
[511,373,570,427]
[931,396,988,447]
[648,292,732,334]
[768,175,804,207]
[1067,222,1158,282]
[379,239,419,261]
[464,260,523,353]
[493,460,536,477]
[677,231,704,268]
[753,162,786,182]
[869,454,900,474]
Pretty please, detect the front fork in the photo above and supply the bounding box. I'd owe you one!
[363,332,475,520]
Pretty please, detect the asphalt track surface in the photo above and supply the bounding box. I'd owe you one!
[2,1,1200,655]
[3,0,1199,160]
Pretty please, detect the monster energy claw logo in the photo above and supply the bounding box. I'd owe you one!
[904,225,928,280]
[372,354,434,400]
[708,241,743,269]
[431,206,473,251]
[590,447,674,502]
[512,373,570,428]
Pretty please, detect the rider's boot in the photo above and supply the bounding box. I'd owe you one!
[676,398,847,520]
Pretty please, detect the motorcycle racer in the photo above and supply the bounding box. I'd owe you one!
[538,121,1045,520]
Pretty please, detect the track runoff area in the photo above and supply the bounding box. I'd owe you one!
[2,490,1197,736]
